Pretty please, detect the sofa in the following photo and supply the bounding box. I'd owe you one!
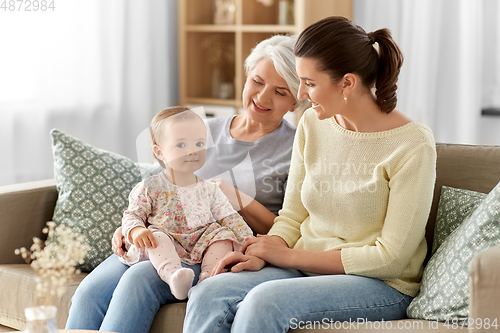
[0,142,499,333]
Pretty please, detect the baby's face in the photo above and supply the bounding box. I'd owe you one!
[156,117,207,174]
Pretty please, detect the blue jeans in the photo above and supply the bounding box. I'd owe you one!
[183,267,412,333]
[65,254,200,333]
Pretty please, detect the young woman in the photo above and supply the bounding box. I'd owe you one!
[65,35,308,333]
[183,16,437,333]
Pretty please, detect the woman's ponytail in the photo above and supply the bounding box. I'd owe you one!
[295,16,404,114]
[368,29,403,114]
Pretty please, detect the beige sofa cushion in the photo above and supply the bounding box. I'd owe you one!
[0,264,86,331]
[0,263,186,332]
[0,180,58,266]
[426,144,500,257]
[150,303,187,333]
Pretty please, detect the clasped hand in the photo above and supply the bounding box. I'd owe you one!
[112,227,290,277]
[210,234,289,277]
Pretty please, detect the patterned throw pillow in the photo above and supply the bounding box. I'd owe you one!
[432,186,487,255]
[407,181,500,325]
[51,129,143,271]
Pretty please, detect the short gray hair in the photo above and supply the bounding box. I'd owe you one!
[244,35,309,112]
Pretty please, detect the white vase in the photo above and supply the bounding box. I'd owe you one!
[278,0,290,25]
[24,306,58,333]
[212,67,222,98]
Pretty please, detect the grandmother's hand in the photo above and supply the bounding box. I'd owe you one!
[242,234,291,268]
[112,227,126,256]
[210,251,266,276]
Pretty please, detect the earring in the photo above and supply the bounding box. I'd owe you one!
[344,95,347,103]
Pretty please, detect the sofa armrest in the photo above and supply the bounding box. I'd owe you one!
[0,179,58,264]
[469,244,500,332]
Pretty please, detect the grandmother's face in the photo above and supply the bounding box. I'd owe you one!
[242,58,296,125]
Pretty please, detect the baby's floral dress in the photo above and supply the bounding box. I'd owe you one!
[120,172,252,265]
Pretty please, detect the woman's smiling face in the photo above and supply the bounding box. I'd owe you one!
[295,57,344,120]
[242,58,296,125]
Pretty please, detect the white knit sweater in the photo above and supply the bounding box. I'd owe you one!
[268,108,437,297]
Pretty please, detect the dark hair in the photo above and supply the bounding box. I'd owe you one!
[295,16,403,114]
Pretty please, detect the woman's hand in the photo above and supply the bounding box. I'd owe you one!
[209,178,252,211]
[112,227,126,256]
[242,234,292,268]
[130,227,157,249]
[210,251,266,276]
[245,236,346,275]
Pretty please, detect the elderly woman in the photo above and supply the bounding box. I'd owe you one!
[183,16,436,333]
[65,35,308,333]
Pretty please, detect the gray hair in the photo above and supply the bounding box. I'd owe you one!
[244,35,309,112]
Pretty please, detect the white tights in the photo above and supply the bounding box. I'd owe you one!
[147,230,233,300]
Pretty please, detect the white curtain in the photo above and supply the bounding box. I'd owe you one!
[482,0,500,109]
[0,0,179,186]
[354,0,500,145]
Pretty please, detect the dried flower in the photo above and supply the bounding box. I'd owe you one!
[201,34,235,68]
[15,222,90,306]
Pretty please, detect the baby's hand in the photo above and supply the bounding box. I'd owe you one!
[130,227,157,248]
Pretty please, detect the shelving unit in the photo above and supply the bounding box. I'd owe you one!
[179,0,353,120]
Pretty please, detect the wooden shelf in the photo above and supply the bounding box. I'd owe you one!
[179,0,353,124]
[240,24,295,33]
[185,24,296,33]
[186,98,241,108]
[185,25,237,32]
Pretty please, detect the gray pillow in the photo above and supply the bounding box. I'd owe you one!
[407,181,500,325]
[432,186,486,255]
[51,129,144,271]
